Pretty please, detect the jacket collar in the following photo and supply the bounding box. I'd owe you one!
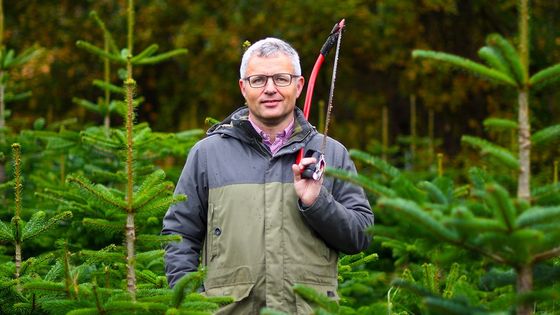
[207,106,316,148]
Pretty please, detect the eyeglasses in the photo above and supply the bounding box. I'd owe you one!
[243,73,300,88]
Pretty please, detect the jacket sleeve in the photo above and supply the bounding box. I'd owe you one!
[299,143,374,254]
[161,144,208,288]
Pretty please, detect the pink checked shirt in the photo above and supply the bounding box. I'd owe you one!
[249,117,294,155]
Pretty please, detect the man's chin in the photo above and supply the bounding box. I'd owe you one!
[259,113,291,127]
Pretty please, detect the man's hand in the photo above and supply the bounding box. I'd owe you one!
[292,157,323,207]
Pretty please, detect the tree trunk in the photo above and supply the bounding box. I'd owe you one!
[516,264,534,315]
[517,90,531,200]
[125,212,136,300]
[125,77,136,300]
[14,240,21,279]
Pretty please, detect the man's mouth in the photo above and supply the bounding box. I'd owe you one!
[261,100,282,106]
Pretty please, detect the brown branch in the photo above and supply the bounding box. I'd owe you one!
[532,246,560,263]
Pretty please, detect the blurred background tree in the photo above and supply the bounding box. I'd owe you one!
[4,0,560,161]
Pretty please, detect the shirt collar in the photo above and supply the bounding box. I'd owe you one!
[248,116,295,141]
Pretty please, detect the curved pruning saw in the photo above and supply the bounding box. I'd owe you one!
[297,19,345,180]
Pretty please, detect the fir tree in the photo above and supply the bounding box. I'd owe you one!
[69,0,187,301]
[0,144,72,314]
[329,149,560,314]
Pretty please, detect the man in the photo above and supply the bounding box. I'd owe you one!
[162,37,373,314]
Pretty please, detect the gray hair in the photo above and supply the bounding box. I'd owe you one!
[239,37,301,78]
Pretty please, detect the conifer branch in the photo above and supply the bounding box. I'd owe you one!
[529,63,560,90]
[483,118,518,130]
[293,284,339,313]
[75,40,124,64]
[516,206,560,228]
[347,253,379,269]
[43,260,63,282]
[22,211,72,241]
[133,181,173,211]
[130,44,158,63]
[326,167,397,197]
[92,80,125,95]
[80,249,124,264]
[377,197,459,242]
[136,250,165,266]
[443,217,508,233]
[170,271,205,308]
[89,11,119,55]
[533,246,560,263]
[136,234,181,248]
[418,181,448,205]
[101,301,168,313]
[80,129,122,150]
[349,149,401,178]
[22,280,67,294]
[67,175,127,210]
[9,46,40,69]
[412,50,518,87]
[485,183,516,231]
[478,45,514,78]
[486,34,526,85]
[1,48,14,69]
[461,135,519,170]
[35,190,89,213]
[133,49,188,65]
[136,195,186,219]
[81,218,124,235]
[531,124,560,148]
[0,221,12,243]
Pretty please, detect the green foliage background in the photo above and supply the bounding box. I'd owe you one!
[2,1,560,314]
[6,0,559,155]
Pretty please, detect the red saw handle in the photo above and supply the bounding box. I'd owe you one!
[296,19,345,165]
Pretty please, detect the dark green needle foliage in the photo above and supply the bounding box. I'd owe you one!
[25,0,218,313]
[0,144,72,314]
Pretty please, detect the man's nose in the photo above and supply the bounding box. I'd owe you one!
[263,77,277,93]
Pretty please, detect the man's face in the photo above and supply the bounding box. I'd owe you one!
[239,54,304,128]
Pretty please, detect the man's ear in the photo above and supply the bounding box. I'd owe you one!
[239,79,247,98]
[296,76,305,98]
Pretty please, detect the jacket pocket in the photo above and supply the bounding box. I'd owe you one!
[294,283,339,315]
[204,283,255,314]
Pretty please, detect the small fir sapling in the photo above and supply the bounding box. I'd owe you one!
[66,0,196,305]
[0,144,71,314]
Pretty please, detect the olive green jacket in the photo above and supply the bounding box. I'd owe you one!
[162,107,373,314]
